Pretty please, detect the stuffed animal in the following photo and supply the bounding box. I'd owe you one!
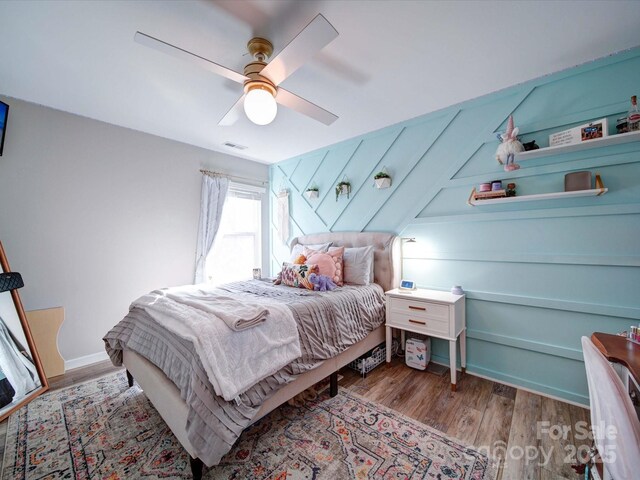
[309,273,337,291]
[495,115,524,172]
[293,254,307,265]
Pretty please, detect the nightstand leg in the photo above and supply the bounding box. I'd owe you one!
[400,330,406,352]
[460,329,466,374]
[386,326,392,362]
[449,340,457,391]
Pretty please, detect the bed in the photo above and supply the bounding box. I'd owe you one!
[104,232,401,479]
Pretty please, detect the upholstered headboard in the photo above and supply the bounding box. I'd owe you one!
[290,232,401,293]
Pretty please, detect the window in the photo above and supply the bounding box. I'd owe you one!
[205,182,263,285]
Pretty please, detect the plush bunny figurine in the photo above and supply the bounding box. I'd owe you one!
[496,115,524,171]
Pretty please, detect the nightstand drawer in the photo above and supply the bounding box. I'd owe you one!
[388,313,450,336]
[388,297,449,320]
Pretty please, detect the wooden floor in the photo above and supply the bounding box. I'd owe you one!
[339,360,591,480]
[0,359,589,479]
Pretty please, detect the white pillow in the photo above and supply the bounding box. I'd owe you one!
[331,245,374,285]
[290,242,332,262]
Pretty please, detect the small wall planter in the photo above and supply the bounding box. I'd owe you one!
[335,180,351,201]
[374,177,391,189]
[305,189,319,199]
[373,168,392,189]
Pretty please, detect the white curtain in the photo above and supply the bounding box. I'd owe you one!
[194,175,229,283]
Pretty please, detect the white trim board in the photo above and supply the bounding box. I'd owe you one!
[428,358,590,409]
[64,351,110,371]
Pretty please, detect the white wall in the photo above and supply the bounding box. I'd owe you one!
[0,96,269,367]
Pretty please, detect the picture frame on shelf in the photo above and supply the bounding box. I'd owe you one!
[549,118,608,147]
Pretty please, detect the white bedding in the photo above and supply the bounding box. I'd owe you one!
[132,284,301,401]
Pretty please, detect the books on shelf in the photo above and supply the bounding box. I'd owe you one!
[473,189,507,200]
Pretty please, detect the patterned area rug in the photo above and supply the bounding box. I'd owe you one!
[2,372,498,479]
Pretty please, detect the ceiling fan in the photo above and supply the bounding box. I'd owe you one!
[135,14,339,126]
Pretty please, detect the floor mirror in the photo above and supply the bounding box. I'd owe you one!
[0,241,48,422]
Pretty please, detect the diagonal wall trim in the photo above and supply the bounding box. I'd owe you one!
[271,48,640,405]
[278,158,301,179]
[301,151,328,207]
[349,111,459,232]
[510,100,629,139]
[362,109,461,231]
[491,85,538,135]
[395,87,535,231]
[314,140,363,209]
[288,158,305,184]
[328,129,407,230]
[273,165,300,193]
[447,144,640,186]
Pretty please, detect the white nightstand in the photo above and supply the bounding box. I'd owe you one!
[385,288,466,391]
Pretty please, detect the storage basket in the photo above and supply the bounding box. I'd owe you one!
[348,340,398,376]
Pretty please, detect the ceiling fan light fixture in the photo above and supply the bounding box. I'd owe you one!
[244,85,277,126]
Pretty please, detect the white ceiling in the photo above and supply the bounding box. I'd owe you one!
[1,0,639,165]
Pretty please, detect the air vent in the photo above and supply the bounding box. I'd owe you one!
[223,141,248,150]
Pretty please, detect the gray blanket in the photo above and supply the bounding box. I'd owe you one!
[103,280,385,466]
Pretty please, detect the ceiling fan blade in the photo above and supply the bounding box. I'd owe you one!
[135,32,248,84]
[276,88,337,125]
[218,94,246,126]
[260,14,338,86]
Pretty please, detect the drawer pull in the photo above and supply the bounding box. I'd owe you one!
[408,306,426,311]
[408,319,426,325]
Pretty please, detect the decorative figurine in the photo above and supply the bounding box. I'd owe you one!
[309,273,337,291]
[496,115,524,172]
[506,183,516,197]
[522,140,539,151]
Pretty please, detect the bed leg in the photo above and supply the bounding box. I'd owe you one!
[126,370,134,388]
[189,456,203,480]
[329,372,338,397]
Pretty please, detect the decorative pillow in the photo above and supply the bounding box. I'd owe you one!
[290,242,332,262]
[278,262,319,290]
[330,245,375,285]
[303,246,344,286]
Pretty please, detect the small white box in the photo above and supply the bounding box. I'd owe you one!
[405,337,431,370]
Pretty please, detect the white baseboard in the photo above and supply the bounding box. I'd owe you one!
[64,351,110,371]
[428,358,590,409]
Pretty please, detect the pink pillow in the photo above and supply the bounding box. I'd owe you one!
[303,246,344,286]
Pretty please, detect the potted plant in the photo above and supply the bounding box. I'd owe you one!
[305,186,319,199]
[374,170,392,189]
[335,181,351,201]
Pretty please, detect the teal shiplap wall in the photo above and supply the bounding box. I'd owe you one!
[270,48,640,405]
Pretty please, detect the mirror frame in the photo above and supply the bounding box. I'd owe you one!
[0,241,49,422]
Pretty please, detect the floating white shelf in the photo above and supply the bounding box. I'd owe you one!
[468,187,608,206]
[515,130,640,161]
